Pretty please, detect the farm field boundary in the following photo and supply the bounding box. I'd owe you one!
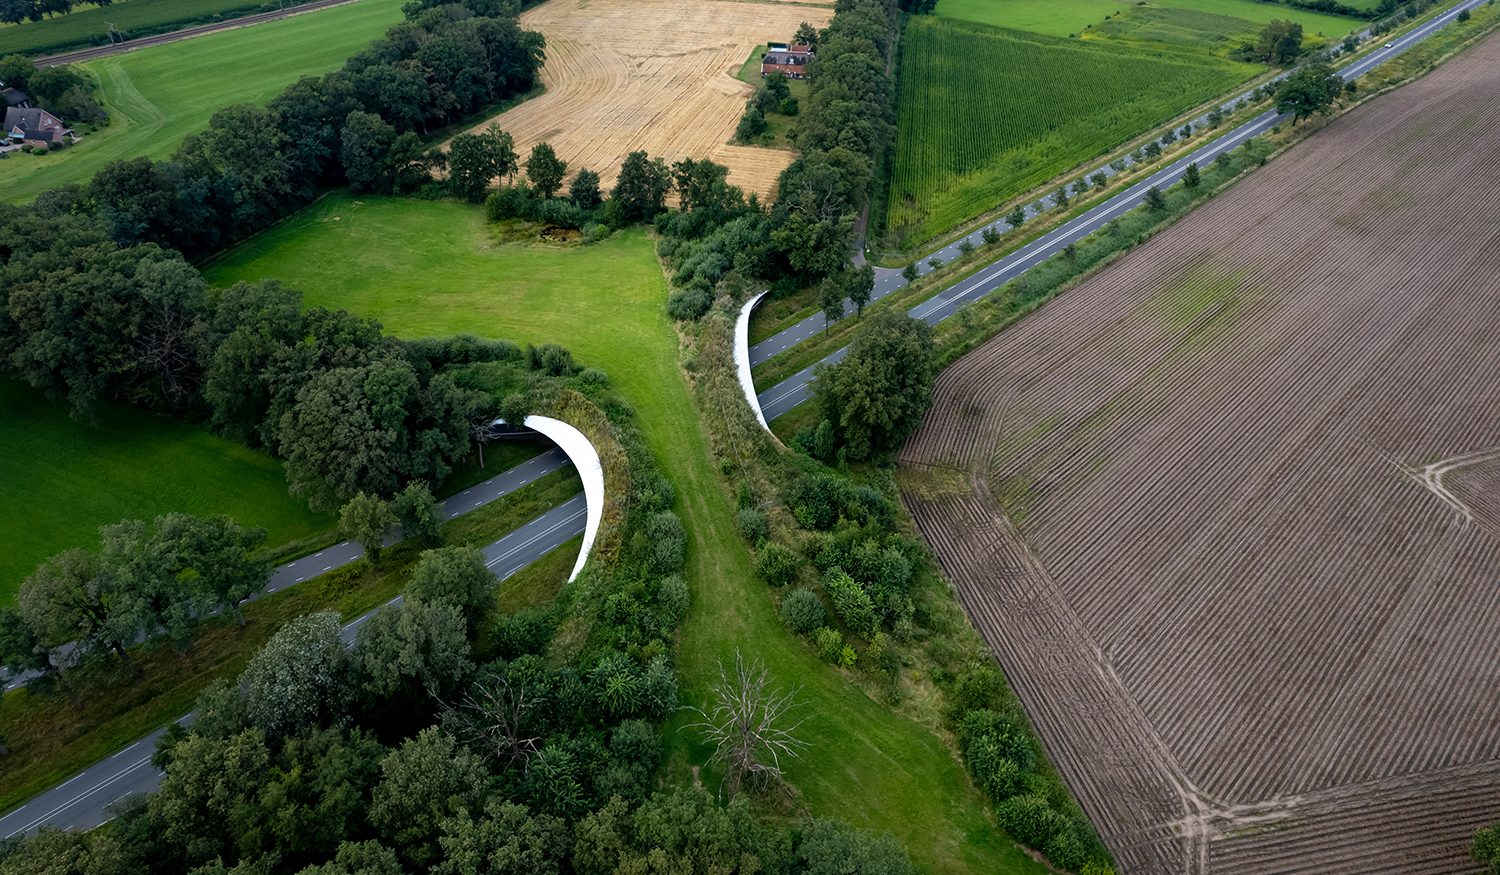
[900,26,1500,873]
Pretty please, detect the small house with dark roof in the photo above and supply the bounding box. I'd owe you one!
[4,106,75,148]
[1,86,30,110]
[760,42,814,79]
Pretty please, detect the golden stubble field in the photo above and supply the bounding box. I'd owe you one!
[457,0,831,198]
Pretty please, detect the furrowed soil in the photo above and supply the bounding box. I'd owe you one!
[452,0,830,197]
[899,29,1500,874]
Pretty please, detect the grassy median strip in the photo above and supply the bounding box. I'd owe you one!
[0,472,582,814]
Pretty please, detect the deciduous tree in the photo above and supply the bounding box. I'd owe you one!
[569,167,602,209]
[407,546,495,625]
[240,612,350,737]
[340,492,395,565]
[688,650,807,796]
[1276,63,1343,123]
[813,311,936,461]
[525,142,567,199]
[392,480,443,547]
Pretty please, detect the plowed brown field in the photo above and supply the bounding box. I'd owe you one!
[459,0,831,198]
[900,30,1500,875]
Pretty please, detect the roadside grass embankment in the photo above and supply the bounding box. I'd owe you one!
[0,463,582,814]
[205,194,1051,873]
[0,0,406,205]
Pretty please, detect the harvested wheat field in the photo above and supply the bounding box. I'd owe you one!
[463,0,830,197]
[900,29,1500,875]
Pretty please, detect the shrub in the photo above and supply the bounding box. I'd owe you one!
[825,569,877,637]
[960,708,1039,773]
[645,511,687,574]
[780,588,826,634]
[538,198,589,229]
[491,607,555,659]
[837,645,857,668]
[814,627,844,662]
[755,542,801,587]
[657,575,690,623]
[485,184,537,221]
[995,794,1062,849]
[780,96,800,115]
[787,470,846,530]
[666,285,713,320]
[735,508,768,545]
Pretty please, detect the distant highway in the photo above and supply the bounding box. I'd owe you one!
[752,0,1488,422]
[32,0,363,66]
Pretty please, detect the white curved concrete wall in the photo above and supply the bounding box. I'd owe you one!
[493,415,605,582]
[735,291,771,433]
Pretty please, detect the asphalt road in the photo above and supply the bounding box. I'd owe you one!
[0,494,586,838]
[32,0,363,66]
[754,0,1484,422]
[3,446,570,692]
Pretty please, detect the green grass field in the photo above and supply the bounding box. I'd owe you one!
[206,192,1048,874]
[935,0,1357,38]
[0,378,332,606]
[0,0,302,57]
[0,0,403,205]
[886,18,1255,246]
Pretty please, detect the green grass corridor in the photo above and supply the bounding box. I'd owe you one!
[207,197,1046,872]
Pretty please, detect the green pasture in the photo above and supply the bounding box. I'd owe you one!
[0,0,404,205]
[0,0,301,57]
[886,18,1255,247]
[935,0,1358,38]
[0,378,331,606]
[207,191,1049,874]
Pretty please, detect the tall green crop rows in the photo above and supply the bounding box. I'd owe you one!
[885,19,1255,247]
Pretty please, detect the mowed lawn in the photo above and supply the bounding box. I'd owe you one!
[0,0,404,204]
[935,0,1356,38]
[0,379,331,606]
[886,18,1255,246]
[0,0,289,57]
[207,193,1047,874]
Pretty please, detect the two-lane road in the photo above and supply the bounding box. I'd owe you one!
[0,495,586,838]
[754,0,1486,421]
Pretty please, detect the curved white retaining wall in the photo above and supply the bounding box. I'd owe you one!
[494,415,605,582]
[735,291,771,433]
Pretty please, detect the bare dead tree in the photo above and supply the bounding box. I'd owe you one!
[687,649,808,797]
[441,673,542,768]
